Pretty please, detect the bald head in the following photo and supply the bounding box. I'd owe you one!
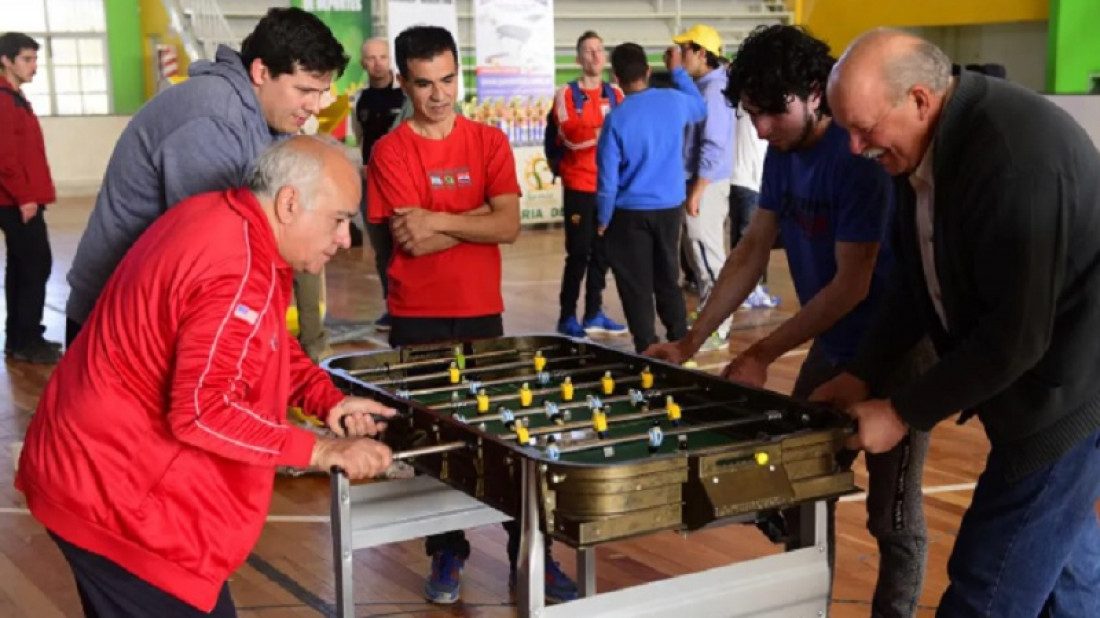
[361,37,392,84]
[826,28,953,176]
[832,28,952,105]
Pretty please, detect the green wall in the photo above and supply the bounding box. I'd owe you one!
[292,0,371,97]
[105,0,145,114]
[1047,0,1100,93]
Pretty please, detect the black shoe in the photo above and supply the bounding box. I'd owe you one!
[6,340,61,364]
[5,337,62,354]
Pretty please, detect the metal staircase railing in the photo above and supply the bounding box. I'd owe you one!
[159,0,238,62]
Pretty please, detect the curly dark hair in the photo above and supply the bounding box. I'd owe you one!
[724,25,835,117]
[241,8,349,78]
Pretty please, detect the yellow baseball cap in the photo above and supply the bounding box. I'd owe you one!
[673,24,723,57]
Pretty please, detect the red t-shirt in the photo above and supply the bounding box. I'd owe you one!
[367,116,520,317]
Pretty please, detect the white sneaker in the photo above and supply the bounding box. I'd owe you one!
[741,284,781,309]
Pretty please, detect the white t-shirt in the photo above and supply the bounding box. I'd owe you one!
[729,105,767,191]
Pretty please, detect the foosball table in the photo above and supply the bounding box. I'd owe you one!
[322,335,858,617]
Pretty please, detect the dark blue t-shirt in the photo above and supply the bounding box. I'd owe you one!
[759,121,895,364]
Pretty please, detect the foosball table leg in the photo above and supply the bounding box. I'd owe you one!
[577,548,597,597]
[518,458,547,617]
[789,500,830,554]
[330,471,355,618]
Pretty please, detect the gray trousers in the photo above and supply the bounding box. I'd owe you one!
[684,182,729,302]
[791,342,932,618]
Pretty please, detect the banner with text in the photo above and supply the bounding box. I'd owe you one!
[387,0,464,99]
[514,145,562,224]
[474,0,555,143]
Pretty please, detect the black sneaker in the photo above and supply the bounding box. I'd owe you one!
[6,340,61,364]
[5,337,62,354]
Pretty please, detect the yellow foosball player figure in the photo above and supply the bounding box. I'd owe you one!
[600,370,615,395]
[665,395,682,427]
[561,376,575,401]
[592,407,609,439]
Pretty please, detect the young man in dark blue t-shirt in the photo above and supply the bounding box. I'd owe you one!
[646,25,932,618]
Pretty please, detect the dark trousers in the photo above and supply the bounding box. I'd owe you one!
[729,185,766,284]
[361,184,394,299]
[66,316,83,347]
[788,343,932,618]
[728,185,758,249]
[557,189,609,322]
[0,205,52,350]
[50,532,237,618]
[387,314,536,568]
[366,220,393,299]
[605,207,687,353]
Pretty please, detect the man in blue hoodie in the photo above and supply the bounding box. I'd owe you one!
[64,8,349,347]
[596,42,705,353]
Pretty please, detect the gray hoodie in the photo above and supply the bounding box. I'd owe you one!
[65,46,279,324]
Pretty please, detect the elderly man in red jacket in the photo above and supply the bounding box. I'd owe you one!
[0,32,60,364]
[16,135,394,618]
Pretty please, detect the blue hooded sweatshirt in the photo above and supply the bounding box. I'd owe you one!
[65,46,280,324]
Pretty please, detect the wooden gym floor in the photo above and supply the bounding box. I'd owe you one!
[0,196,989,617]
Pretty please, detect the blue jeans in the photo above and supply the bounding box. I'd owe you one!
[938,427,1100,617]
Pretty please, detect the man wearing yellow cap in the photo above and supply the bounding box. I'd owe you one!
[668,25,736,342]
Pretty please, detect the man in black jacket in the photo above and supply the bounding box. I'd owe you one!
[823,29,1100,616]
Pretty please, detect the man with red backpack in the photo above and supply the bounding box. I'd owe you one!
[548,31,627,338]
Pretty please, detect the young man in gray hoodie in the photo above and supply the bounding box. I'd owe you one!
[64,7,348,348]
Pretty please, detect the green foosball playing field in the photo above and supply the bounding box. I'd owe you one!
[368,348,805,466]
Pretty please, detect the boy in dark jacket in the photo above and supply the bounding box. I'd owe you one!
[0,32,59,364]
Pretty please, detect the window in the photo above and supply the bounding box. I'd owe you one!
[2,0,110,115]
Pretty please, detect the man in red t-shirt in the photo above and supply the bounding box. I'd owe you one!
[551,31,627,338]
[367,25,578,605]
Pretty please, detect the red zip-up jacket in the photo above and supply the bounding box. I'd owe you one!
[552,81,623,193]
[15,187,346,611]
[0,75,54,206]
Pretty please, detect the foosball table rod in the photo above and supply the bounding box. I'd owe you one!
[370,353,595,387]
[344,347,536,377]
[391,441,469,461]
[429,366,660,410]
[496,397,745,441]
[548,410,785,458]
[404,362,625,397]
[478,385,699,425]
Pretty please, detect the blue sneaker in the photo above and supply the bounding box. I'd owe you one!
[508,558,580,603]
[424,550,464,604]
[741,284,781,309]
[556,316,586,338]
[582,312,627,335]
[374,312,392,331]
